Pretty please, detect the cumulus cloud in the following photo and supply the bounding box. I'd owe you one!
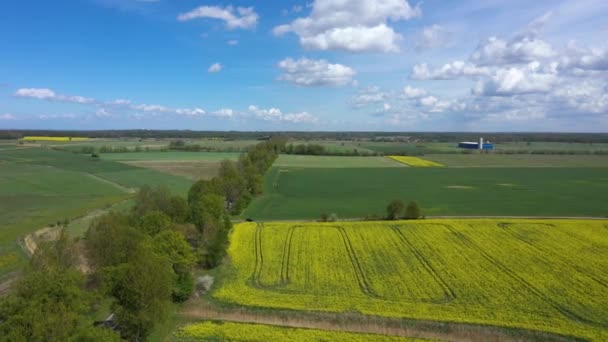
[227,40,238,45]
[0,113,16,120]
[402,86,427,98]
[473,62,558,96]
[349,86,389,106]
[208,63,222,73]
[14,88,95,104]
[417,24,449,49]
[177,5,258,30]
[471,36,555,65]
[411,61,490,80]
[248,105,318,123]
[273,0,421,53]
[278,58,356,86]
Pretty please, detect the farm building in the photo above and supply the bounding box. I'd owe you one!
[458,137,494,150]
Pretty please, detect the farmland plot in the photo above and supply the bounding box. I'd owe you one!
[215,220,608,340]
[175,321,423,341]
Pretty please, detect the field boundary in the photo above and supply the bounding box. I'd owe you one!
[181,298,581,342]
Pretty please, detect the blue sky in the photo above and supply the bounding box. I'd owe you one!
[1,0,607,131]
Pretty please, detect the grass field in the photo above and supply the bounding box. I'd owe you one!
[175,321,423,341]
[274,155,405,168]
[359,141,608,155]
[243,167,608,219]
[101,151,240,161]
[214,219,608,340]
[0,147,195,276]
[0,161,130,275]
[427,154,608,167]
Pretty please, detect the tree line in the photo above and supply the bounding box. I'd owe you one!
[0,139,284,341]
[4,130,608,144]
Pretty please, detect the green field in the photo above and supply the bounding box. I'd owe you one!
[274,155,404,168]
[243,167,608,219]
[427,154,608,167]
[356,141,608,155]
[214,219,608,340]
[0,147,195,276]
[100,151,240,162]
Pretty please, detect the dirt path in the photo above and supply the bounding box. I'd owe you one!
[180,299,574,342]
[86,174,135,194]
[0,272,21,297]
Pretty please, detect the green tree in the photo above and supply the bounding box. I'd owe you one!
[152,230,197,301]
[85,212,145,268]
[104,244,173,341]
[386,199,405,220]
[139,210,171,236]
[405,201,421,219]
[132,185,171,217]
[0,236,121,341]
[167,196,189,223]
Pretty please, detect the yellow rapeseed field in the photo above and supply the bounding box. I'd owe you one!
[387,155,444,167]
[214,220,608,340]
[175,321,425,341]
[22,136,89,142]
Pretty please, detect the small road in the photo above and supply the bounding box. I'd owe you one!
[181,299,574,342]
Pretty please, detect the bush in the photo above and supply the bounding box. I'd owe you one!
[386,199,405,220]
[404,201,421,219]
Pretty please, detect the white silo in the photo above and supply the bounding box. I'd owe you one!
[479,137,484,150]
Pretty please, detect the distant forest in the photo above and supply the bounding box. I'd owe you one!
[2,130,608,143]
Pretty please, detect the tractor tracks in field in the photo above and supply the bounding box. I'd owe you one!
[336,226,378,298]
[446,225,608,329]
[251,223,264,287]
[279,225,296,285]
[497,222,608,290]
[391,225,457,303]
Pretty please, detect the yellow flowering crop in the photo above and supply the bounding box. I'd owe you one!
[22,136,89,142]
[387,155,444,167]
[175,321,424,341]
[214,220,608,340]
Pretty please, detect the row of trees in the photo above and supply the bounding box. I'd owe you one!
[281,143,379,156]
[1,139,283,341]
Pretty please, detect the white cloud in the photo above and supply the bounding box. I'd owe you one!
[108,99,131,105]
[177,5,258,30]
[95,108,111,117]
[0,113,16,120]
[248,105,318,123]
[38,113,77,120]
[278,57,356,86]
[176,108,206,116]
[299,24,403,53]
[350,86,388,106]
[417,24,449,49]
[402,85,427,98]
[132,104,170,112]
[411,61,490,80]
[210,108,235,117]
[471,36,555,65]
[273,0,421,53]
[14,88,95,104]
[474,62,558,96]
[227,40,238,45]
[208,63,222,73]
[15,88,56,100]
